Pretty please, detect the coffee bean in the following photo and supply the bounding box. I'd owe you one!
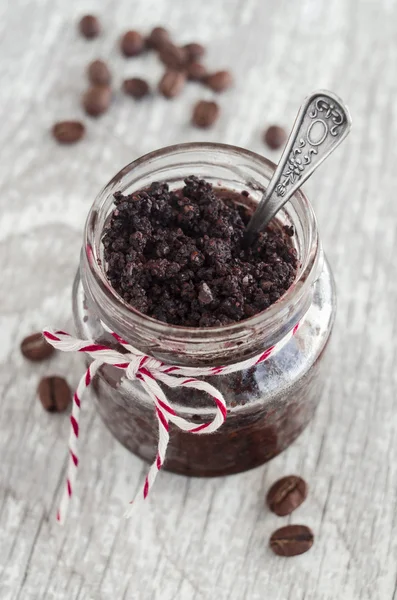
[192,100,220,128]
[123,78,150,99]
[121,30,145,57]
[146,26,170,50]
[159,43,188,70]
[267,475,308,516]
[158,71,186,99]
[79,15,100,39]
[205,70,233,92]
[20,332,55,361]
[183,42,205,61]
[87,59,111,86]
[186,62,207,81]
[38,376,71,412]
[52,121,85,144]
[269,525,314,557]
[264,125,287,150]
[82,85,111,117]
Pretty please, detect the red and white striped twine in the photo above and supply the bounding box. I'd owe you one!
[43,320,301,524]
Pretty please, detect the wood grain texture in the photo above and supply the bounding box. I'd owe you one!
[0,0,396,598]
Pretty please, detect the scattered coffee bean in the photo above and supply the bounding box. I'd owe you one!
[63,24,234,135]
[123,77,150,99]
[186,62,207,81]
[79,15,100,39]
[205,70,233,92]
[183,42,205,61]
[52,121,85,144]
[264,125,287,150]
[146,26,170,50]
[87,59,111,86]
[38,376,71,412]
[158,70,186,98]
[267,475,308,516]
[121,30,145,57]
[269,525,314,557]
[159,43,188,70]
[82,85,111,117]
[192,100,220,128]
[20,332,55,361]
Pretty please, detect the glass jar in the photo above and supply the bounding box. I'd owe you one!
[72,143,336,477]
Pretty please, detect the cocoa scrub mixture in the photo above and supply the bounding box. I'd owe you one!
[102,176,298,327]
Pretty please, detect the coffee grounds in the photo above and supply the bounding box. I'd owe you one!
[102,176,297,327]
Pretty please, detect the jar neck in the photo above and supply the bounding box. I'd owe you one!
[80,143,321,367]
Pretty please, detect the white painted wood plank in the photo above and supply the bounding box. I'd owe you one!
[1,0,397,598]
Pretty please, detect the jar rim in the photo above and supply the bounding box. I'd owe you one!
[83,142,320,345]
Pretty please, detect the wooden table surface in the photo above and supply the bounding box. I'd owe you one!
[1,0,397,598]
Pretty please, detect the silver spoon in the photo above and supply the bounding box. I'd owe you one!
[245,90,352,242]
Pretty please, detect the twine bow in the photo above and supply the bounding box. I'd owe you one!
[43,320,301,524]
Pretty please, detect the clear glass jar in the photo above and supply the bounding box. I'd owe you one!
[72,143,336,477]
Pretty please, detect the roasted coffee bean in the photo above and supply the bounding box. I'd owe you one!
[146,26,170,50]
[20,332,55,361]
[38,376,71,412]
[79,15,100,39]
[186,62,207,81]
[52,121,85,144]
[121,30,145,57]
[123,77,150,99]
[205,70,233,92]
[183,42,205,61]
[192,100,220,128]
[269,525,314,557]
[87,59,111,86]
[159,43,188,70]
[82,85,111,117]
[158,71,186,98]
[267,475,308,516]
[264,125,287,150]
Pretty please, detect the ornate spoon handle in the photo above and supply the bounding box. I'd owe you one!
[245,90,352,240]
